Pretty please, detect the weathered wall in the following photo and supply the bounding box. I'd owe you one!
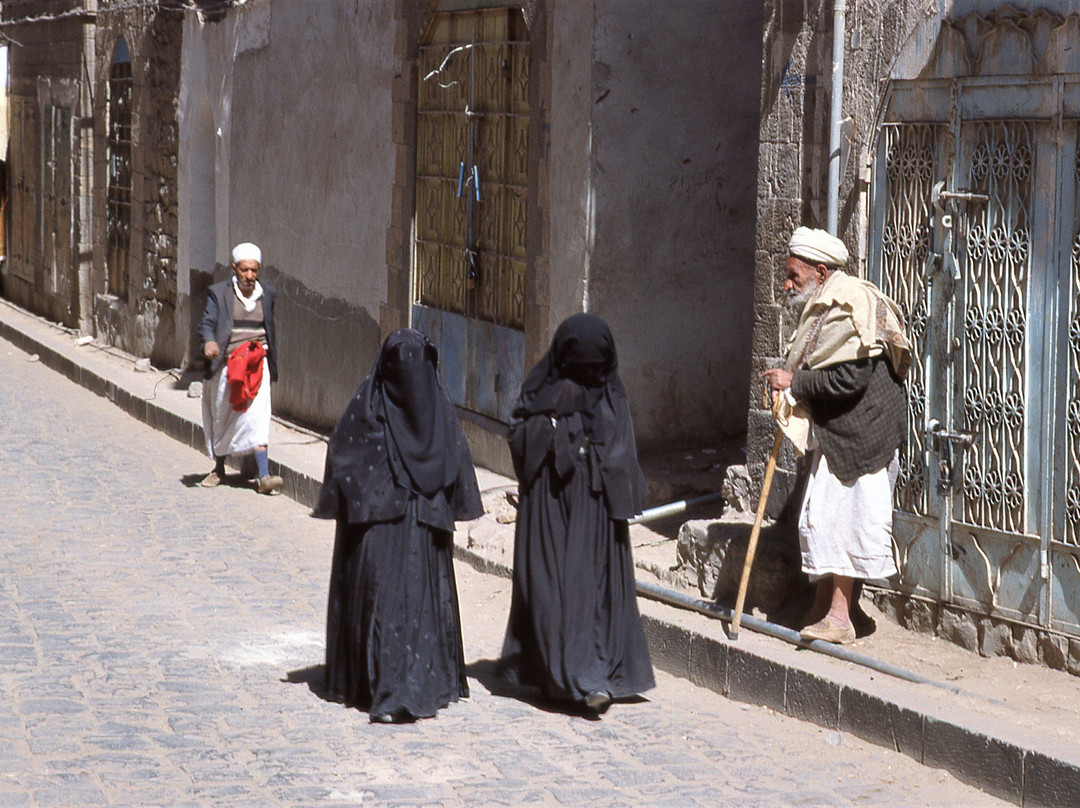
[226,0,395,432]
[1,2,89,328]
[92,4,185,370]
[177,12,236,369]
[586,0,762,449]
[749,0,932,511]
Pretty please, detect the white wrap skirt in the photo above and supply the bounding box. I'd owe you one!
[202,358,272,458]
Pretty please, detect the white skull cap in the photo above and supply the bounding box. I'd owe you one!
[231,242,262,265]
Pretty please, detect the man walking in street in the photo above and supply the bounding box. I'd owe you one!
[198,242,284,495]
[761,227,910,644]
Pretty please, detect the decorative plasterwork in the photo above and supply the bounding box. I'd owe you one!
[921,5,1080,78]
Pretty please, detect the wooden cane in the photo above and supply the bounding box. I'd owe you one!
[730,427,785,640]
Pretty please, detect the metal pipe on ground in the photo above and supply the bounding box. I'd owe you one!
[635,578,1000,702]
[628,492,725,525]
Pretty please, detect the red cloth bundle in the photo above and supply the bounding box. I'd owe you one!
[226,340,266,412]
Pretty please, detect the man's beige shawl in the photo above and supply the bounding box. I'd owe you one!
[774,270,911,454]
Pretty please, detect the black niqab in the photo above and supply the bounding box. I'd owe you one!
[313,328,482,529]
[510,313,646,520]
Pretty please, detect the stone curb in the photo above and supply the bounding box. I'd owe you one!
[2,307,1078,808]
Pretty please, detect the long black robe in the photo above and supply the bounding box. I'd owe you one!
[314,329,482,719]
[500,314,655,705]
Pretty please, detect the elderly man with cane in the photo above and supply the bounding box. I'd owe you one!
[198,242,284,495]
[760,227,910,644]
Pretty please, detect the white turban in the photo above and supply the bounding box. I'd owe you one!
[788,227,848,268]
[231,242,262,265]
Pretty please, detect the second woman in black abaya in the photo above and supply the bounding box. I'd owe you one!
[500,313,655,713]
[313,329,482,723]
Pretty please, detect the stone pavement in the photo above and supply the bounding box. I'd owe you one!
[0,318,1016,807]
[0,298,1073,806]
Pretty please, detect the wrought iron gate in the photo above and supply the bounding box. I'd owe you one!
[872,70,1080,637]
[412,7,529,423]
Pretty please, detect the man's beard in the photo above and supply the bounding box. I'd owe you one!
[785,276,820,319]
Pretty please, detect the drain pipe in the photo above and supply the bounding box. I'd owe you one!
[827,0,847,235]
[635,578,993,699]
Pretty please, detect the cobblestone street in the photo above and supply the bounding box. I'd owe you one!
[0,340,1009,807]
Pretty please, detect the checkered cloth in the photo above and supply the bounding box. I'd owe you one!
[790,355,907,483]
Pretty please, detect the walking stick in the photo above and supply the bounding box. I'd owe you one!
[730,427,785,640]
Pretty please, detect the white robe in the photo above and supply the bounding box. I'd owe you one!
[202,357,272,458]
[798,445,899,581]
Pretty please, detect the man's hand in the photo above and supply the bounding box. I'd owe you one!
[761,367,793,392]
[204,341,221,360]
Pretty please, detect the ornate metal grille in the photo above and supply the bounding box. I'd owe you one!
[959,121,1033,534]
[1066,141,1080,545]
[414,9,529,330]
[879,123,940,517]
[106,46,132,300]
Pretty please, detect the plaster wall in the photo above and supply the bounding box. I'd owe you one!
[544,0,594,341]
[587,0,761,448]
[178,13,237,368]
[543,0,761,451]
[226,0,396,431]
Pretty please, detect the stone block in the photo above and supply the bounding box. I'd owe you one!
[1039,634,1067,671]
[840,686,924,761]
[938,608,978,654]
[980,618,1012,658]
[751,301,783,359]
[922,718,1024,805]
[900,597,937,634]
[1023,751,1080,808]
[746,407,780,466]
[640,615,692,680]
[676,515,808,613]
[753,250,779,307]
[687,634,727,696]
[728,647,786,713]
[785,668,839,729]
[1068,638,1080,677]
[720,464,754,514]
[1011,625,1039,664]
[82,370,108,399]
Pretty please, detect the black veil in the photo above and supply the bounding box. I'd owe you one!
[509,313,646,520]
[313,329,482,530]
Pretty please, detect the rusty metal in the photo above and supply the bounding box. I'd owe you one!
[414,8,529,422]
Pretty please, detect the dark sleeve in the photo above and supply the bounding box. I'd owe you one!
[197,289,219,349]
[791,357,874,402]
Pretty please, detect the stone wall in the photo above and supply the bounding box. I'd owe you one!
[92,3,185,370]
[749,0,932,513]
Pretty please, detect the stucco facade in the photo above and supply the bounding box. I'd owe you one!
[7,0,763,472]
[179,1,397,433]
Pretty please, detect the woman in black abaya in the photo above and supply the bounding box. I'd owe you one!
[313,329,482,723]
[500,313,655,714]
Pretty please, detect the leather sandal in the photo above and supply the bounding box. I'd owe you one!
[800,616,856,645]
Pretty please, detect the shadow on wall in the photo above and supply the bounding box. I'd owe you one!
[186,265,381,434]
[258,265,381,435]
